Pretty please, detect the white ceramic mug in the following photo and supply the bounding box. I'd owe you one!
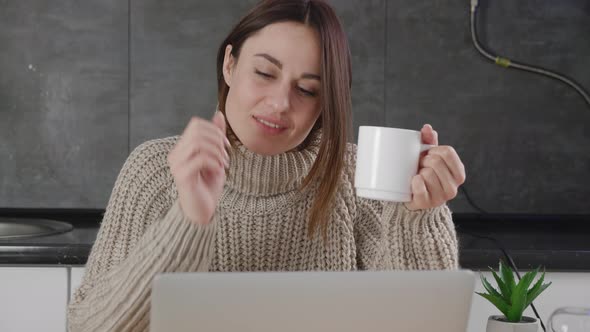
[548,307,590,332]
[354,126,436,202]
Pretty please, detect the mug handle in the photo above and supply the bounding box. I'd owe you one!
[420,144,437,153]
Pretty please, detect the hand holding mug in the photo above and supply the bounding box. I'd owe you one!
[404,124,466,211]
[354,124,466,211]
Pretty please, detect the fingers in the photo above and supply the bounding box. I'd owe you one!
[171,117,230,166]
[170,136,228,174]
[182,117,230,150]
[421,167,446,207]
[410,127,466,210]
[177,118,229,157]
[419,154,458,200]
[411,167,446,208]
[410,175,429,207]
[176,151,225,182]
[421,124,438,146]
[189,117,230,148]
[212,111,227,136]
[176,131,229,167]
[186,141,229,169]
[425,146,466,185]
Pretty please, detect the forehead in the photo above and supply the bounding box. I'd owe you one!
[240,21,321,72]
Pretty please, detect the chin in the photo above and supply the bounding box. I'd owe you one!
[228,119,300,155]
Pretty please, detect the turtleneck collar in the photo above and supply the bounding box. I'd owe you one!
[223,128,322,197]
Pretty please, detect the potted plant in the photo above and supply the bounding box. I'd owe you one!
[477,260,552,332]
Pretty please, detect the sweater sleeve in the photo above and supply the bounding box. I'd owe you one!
[353,196,459,270]
[67,138,216,332]
[346,142,459,271]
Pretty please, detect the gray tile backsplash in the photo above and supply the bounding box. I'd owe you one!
[385,0,590,213]
[1,0,588,213]
[333,0,386,142]
[130,0,258,148]
[0,0,128,208]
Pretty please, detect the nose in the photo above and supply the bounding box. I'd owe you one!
[266,82,291,112]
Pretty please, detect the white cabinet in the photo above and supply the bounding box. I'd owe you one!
[0,265,587,332]
[0,267,68,332]
[467,272,590,332]
[69,267,85,301]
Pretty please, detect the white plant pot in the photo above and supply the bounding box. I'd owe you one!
[486,315,539,332]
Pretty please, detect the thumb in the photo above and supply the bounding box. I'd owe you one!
[212,110,227,136]
[420,124,438,146]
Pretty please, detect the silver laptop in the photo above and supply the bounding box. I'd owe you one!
[151,270,475,332]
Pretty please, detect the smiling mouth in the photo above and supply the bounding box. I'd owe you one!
[253,116,287,129]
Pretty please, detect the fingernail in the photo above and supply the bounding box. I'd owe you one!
[224,136,231,147]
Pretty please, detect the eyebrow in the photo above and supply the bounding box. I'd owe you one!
[254,53,321,81]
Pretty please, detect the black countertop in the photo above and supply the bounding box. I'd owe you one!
[0,208,101,265]
[1,209,589,271]
[0,225,98,265]
[455,213,590,272]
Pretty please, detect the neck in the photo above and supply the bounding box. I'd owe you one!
[224,128,322,196]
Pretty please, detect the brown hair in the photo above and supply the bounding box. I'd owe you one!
[216,0,352,239]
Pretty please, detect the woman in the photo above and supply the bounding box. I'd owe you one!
[67,0,466,330]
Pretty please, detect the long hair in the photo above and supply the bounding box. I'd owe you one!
[216,0,352,239]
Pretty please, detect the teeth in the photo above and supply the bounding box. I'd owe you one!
[256,117,283,129]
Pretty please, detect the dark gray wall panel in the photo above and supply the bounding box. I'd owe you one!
[2,0,588,213]
[333,0,386,143]
[0,1,128,208]
[386,0,590,213]
[130,0,258,149]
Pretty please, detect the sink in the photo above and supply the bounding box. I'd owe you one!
[0,217,73,240]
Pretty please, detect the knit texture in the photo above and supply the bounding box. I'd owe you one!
[67,128,459,331]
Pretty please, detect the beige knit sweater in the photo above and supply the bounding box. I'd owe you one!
[67,128,459,331]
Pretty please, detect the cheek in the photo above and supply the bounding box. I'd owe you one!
[233,74,266,107]
[295,98,320,119]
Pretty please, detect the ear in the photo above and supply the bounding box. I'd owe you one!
[222,44,235,87]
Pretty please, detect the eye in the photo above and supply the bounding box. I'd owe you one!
[298,87,317,97]
[255,70,273,79]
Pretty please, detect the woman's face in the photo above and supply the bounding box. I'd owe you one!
[222,21,322,155]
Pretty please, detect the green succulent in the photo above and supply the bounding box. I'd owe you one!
[476,260,552,323]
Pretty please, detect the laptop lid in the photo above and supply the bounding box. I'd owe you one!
[151,270,475,332]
